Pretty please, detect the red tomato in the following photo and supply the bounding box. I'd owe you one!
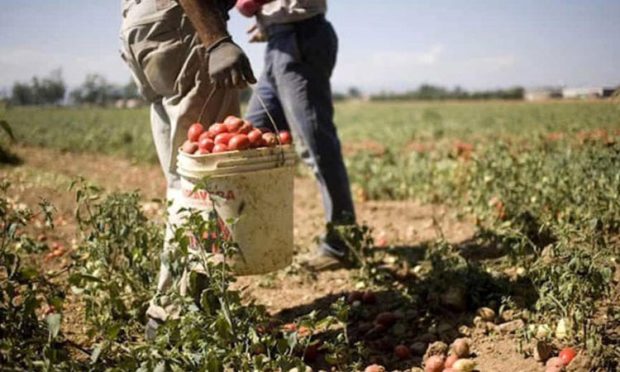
[282,323,297,332]
[208,123,228,137]
[558,347,577,366]
[262,132,278,147]
[238,121,253,134]
[278,130,292,144]
[394,345,411,360]
[224,116,244,132]
[235,0,261,17]
[214,133,234,145]
[362,291,377,304]
[424,355,445,372]
[197,148,210,155]
[198,132,211,142]
[212,143,229,153]
[248,128,263,146]
[187,123,204,142]
[198,137,214,152]
[445,354,458,368]
[374,312,398,327]
[182,140,198,154]
[303,343,320,362]
[364,365,386,372]
[228,134,251,150]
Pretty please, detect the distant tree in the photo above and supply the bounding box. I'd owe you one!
[36,69,66,105]
[332,91,347,102]
[348,87,362,99]
[10,69,66,106]
[11,83,35,106]
[70,74,114,106]
[122,79,141,100]
[370,84,525,101]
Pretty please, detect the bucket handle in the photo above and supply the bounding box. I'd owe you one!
[197,85,287,167]
[249,85,287,167]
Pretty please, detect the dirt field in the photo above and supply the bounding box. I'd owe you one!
[0,144,560,371]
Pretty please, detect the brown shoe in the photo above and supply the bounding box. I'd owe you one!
[299,252,348,272]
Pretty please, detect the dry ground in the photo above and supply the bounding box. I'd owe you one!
[1,145,550,371]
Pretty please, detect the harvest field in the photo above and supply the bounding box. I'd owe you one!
[1,100,619,371]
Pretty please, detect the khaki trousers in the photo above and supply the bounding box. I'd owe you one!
[120,1,240,321]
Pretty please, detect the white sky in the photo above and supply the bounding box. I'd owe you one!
[1,0,619,93]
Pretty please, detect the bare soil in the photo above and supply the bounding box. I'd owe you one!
[1,145,550,371]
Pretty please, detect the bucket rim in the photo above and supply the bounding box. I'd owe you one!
[178,144,295,160]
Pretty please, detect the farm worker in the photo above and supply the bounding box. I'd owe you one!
[237,0,357,271]
[120,0,256,339]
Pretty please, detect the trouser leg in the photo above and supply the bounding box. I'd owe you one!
[244,23,354,257]
[245,69,288,131]
[122,10,240,321]
[147,50,239,321]
[269,26,355,225]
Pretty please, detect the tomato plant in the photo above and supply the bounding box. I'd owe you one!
[0,181,71,369]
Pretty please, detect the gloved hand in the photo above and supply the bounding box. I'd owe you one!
[207,37,257,88]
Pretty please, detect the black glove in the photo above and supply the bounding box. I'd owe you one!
[207,37,256,89]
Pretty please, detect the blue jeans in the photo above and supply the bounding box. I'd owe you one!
[245,16,355,257]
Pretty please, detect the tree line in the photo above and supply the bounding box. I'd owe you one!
[367,84,524,101]
[6,71,525,106]
[7,70,141,106]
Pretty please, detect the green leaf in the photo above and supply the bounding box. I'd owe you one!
[18,266,39,281]
[46,313,62,341]
[105,323,122,340]
[0,120,15,141]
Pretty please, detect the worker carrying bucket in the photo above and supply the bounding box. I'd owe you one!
[120,0,259,338]
[120,0,356,340]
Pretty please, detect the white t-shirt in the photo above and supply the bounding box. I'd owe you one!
[258,0,327,28]
[121,0,178,28]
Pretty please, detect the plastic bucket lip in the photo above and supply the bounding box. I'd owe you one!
[179,144,294,159]
[177,145,296,178]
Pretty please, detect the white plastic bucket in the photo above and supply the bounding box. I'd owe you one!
[175,146,296,275]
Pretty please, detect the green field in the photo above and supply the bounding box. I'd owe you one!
[5,101,620,163]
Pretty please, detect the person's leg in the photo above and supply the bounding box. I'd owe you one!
[153,14,240,319]
[244,54,287,131]
[144,101,178,330]
[269,22,355,258]
[122,10,240,332]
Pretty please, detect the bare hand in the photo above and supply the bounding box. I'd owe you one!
[247,23,267,43]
